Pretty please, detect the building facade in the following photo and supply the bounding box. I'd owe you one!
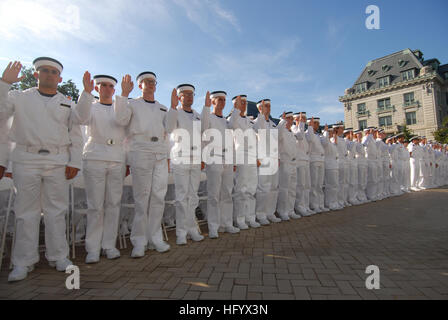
[340,49,448,140]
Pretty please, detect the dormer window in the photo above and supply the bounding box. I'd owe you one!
[355,82,368,93]
[378,76,390,88]
[382,65,391,72]
[367,70,376,77]
[398,59,407,68]
[401,69,415,81]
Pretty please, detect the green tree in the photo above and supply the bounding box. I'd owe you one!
[434,116,448,144]
[399,123,414,142]
[10,66,79,101]
[58,79,79,102]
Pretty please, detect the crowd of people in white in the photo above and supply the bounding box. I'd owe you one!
[1,57,447,282]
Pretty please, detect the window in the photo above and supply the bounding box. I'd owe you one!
[359,120,367,130]
[401,69,415,81]
[378,76,390,88]
[403,92,415,106]
[379,115,392,127]
[356,82,367,93]
[377,98,391,110]
[357,103,366,113]
[406,112,417,125]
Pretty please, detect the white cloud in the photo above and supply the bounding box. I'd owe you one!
[207,37,308,93]
[317,105,344,115]
[173,0,241,40]
[0,0,173,43]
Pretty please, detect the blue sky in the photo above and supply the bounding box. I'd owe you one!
[0,0,447,124]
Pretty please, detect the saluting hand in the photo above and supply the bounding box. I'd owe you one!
[205,91,211,108]
[83,71,94,93]
[121,74,134,97]
[234,96,242,112]
[171,88,178,110]
[1,61,25,84]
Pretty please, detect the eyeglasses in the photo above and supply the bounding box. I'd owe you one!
[144,80,157,85]
[38,68,60,75]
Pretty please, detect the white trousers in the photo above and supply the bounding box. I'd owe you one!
[366,160,378,200]
[255,162,279,220]
[418,161,429,188]
[295,162,311,212]
[337,161,348,204]
[309,161,325,210]
[129,151,168,247]
[233,164,257,225]
[206,163,234,233]
[390,162,402,195]
[383,161,391,195]
[83,160,125,253]
[324,168,338,208]
[277,161,297,217]
[172,163,201,239]
[376,160,384,198]
[410,158,420,188]
[357,163,368,201]
[348,160,359,203]
[11,163,69,267]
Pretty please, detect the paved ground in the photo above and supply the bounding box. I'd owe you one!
[1,187,448,300]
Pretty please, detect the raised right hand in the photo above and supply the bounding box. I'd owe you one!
[171,88,178,110]
[1,61,24,84]
[121,74,134,97]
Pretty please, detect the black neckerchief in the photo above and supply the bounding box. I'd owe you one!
[38,90,57,98]
[144,99,155,104]
[100,102,112,106]
[183,109,193,114]
[214,114,223,118]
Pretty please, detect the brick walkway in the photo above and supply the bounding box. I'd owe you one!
[1,187,448,300]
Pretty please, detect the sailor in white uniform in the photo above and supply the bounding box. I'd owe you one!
[82,74,128,263]
[362,127,379,201]
[353,129,368,203]
[376,129,391,199]
[408,136,422,191]
[322,125,340,210]
[229,95,261,229]
[305,117,329,213]
[402,139,411,192]
[291,112,314,216]
[113,72,177,257]
[253,99,281,225]
[344,128,361,205]
[276,111,302,220]
[201,91,239,238]
[0,58,92,281]
[418,137,430,189]
[170,84,206,245]
[334,124,349,207]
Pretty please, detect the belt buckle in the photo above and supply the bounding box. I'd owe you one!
[107,139,115,145]
[38,149,50,155]
[151,137,158,142]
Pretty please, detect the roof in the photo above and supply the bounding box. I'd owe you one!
[353,48,424,90]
